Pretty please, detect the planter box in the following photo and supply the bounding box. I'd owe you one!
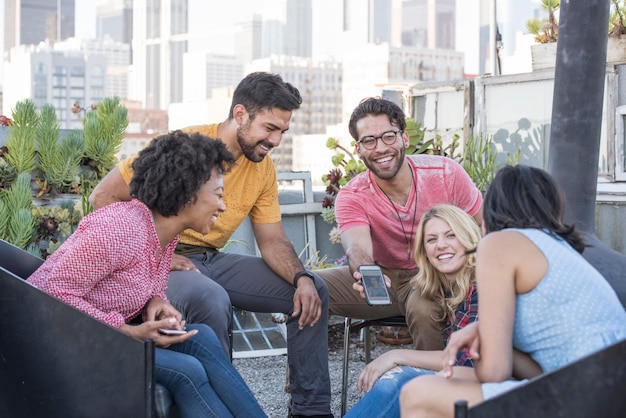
[531,43,558,71]
[607,35,626,64]
[532,35,626,71]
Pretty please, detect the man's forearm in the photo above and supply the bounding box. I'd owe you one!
[260,238,306,285]
[345,246,375,273]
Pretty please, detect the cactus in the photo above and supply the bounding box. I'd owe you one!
[0,172,36,248]
[36,104,85,195]
[5,100,39,174]
[82,97,128,179]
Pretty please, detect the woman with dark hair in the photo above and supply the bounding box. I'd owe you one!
[399,165,626,418]
[28,131,267,418]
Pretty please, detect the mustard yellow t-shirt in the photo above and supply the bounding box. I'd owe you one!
[118,124,281,249]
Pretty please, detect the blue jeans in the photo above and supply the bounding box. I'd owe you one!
[167,251,331,416]
[155,324,266,418]
[344,366,436,418]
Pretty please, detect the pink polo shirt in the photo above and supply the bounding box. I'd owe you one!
[28,199,177,328]
[335,155,482,269]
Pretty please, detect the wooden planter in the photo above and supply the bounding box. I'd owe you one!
[532,35,626,71]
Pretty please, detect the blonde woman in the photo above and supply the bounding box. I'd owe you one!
[345,204,480,418]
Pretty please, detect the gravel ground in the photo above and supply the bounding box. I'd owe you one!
[234,316,412,418]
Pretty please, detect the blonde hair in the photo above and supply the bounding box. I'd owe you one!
[410,205,481,326]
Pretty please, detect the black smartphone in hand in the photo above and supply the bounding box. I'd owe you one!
[358,265,392,306]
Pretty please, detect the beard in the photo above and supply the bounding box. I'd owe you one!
[362,145,406,180]
[236,121,271,163]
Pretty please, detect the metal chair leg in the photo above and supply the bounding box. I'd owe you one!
[364,325,372,364]
[341,317,352,417]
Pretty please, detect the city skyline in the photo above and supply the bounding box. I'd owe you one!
[1,0,541,82]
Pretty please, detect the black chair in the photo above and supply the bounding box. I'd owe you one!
[341,315,408,416]
[454,337,626,417]
[0,239,178,418]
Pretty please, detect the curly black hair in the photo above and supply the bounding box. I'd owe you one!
[130,130,235,217]
[348,97,407,141]
[228,72,302,120]
[484,164,587,253]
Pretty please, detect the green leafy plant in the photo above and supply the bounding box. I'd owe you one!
[527,0,625,43]
[461,133,499,193]
[30,200,82,258]
[0,97,129,256]
[610,0,626,36]
[82,97,128,180]
[5,100,39,174]
[320,137,367,226]
[35,104,85,196]
[526,0,560,43]
[0,146,17,188]
[0,172,36,249]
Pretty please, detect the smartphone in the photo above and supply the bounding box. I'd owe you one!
[358,265,391,306]
[158,328,188,336]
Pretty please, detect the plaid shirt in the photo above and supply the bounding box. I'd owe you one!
[442,284,479,367]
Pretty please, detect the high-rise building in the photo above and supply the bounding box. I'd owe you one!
[181,52,243,102]
[97,0,134,46]
[369,0,392,45]
[342,0,402,47]
[4,0,75,51]
[131,0,188,109]
[263,20,285,58]
[235,14,263,64]
[247,56,343,172]
[284,0,312,58]
[55,38,131,101]
[402,0,455,50]
[342,42,464,122]
[3,42,106,129]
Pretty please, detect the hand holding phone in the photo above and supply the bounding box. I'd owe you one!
[358,265,392,306]
[158,328,188,335]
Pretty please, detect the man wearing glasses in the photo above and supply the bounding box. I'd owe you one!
[317,97,483,350]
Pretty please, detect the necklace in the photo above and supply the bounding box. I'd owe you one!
[377,164,419,260]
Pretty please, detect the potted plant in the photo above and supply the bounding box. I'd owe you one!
[528,0,626,70]
[608,0,626,63]
[0,97,128,258]
[526,0,560,70]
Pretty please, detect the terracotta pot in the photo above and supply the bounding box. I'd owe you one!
[377,325,413,345]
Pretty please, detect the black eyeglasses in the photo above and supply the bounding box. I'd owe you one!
[356,130,402,150]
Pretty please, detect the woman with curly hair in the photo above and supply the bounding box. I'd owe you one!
[399,165,626,418]
[28,131,267,418]
[345,204,481,418]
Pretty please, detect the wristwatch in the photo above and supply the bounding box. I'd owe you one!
[293,270,315,288]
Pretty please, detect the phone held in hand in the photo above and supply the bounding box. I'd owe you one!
[358,265,392,306]
[158,328,187,335]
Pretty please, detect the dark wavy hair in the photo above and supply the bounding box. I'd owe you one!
[348,97,407,141]
[130,130,235,217]
[483,164,587,253]
[228,72,302,120]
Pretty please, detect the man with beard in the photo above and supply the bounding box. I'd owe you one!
[316,97,483,350]
[90,72,333,418]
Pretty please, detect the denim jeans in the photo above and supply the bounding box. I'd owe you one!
[166,251,332,416]
[344,366,436,418]
[155,324,267,418]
